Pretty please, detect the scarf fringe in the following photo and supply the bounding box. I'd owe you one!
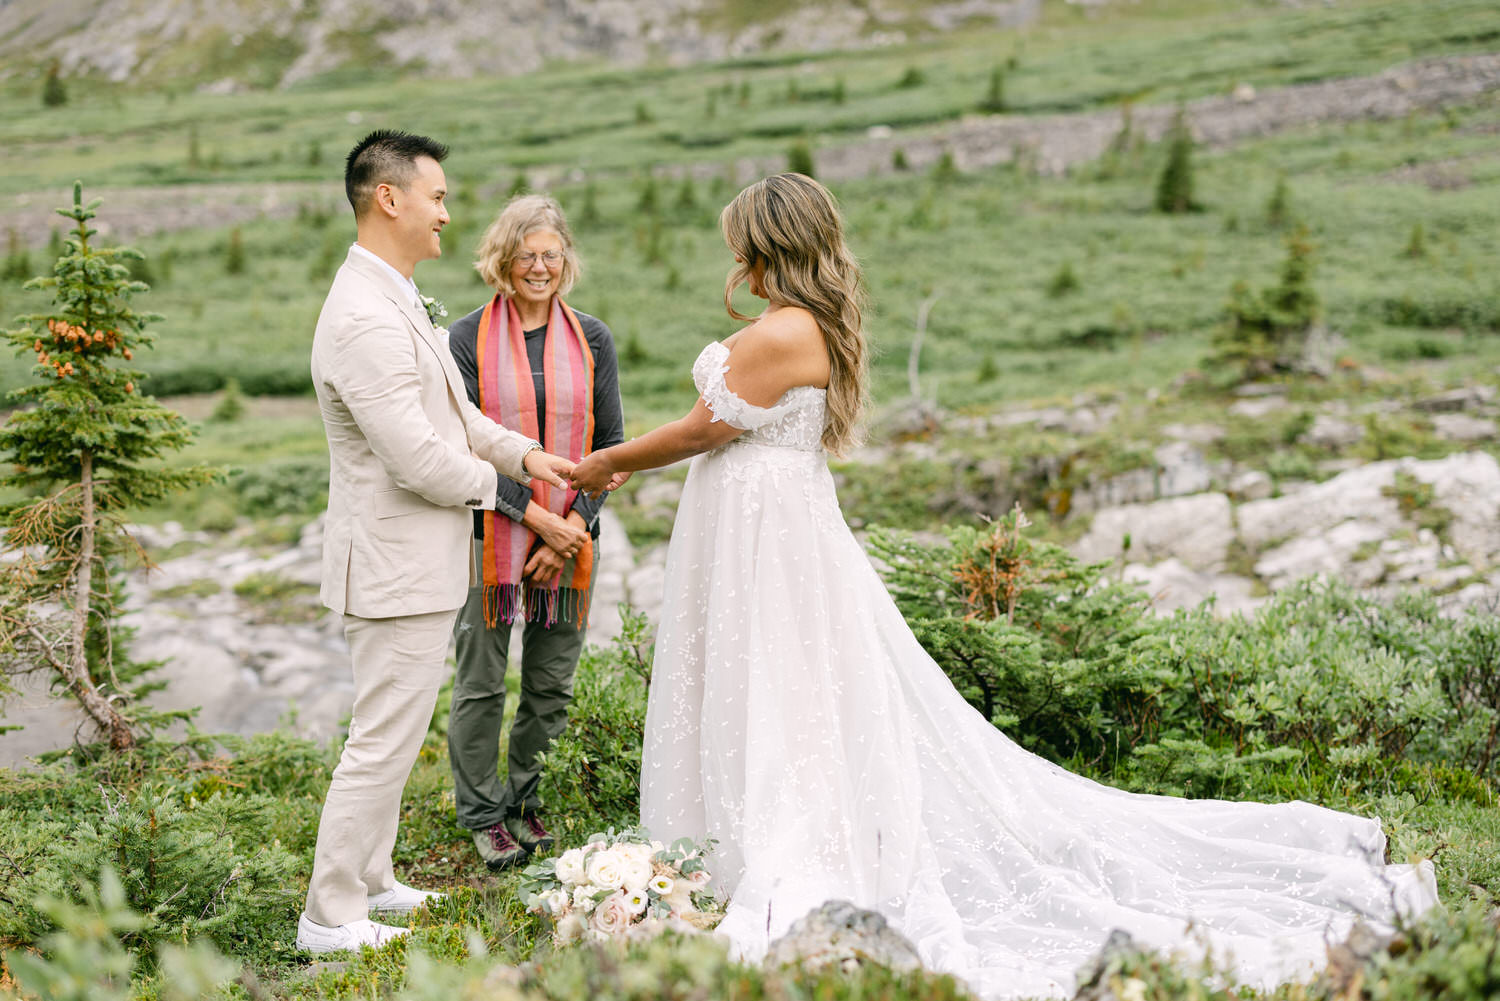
[483,582,591,630]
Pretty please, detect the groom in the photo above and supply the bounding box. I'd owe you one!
[297,130,575,953]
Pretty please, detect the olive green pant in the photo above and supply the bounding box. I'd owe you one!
[447,542,595,832]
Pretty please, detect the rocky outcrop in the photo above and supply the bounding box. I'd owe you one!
[0,0,1039,85]
[764,900,923,975]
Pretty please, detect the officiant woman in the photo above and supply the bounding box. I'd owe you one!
[445,193,624,871]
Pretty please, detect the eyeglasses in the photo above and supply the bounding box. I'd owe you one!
[515,250,564,268]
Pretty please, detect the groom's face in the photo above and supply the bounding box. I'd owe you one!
[396,156,450,263]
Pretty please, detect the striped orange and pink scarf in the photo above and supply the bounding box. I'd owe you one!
[476,293,596,628]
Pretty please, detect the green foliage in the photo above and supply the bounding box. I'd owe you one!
[228,455,328,517]
[41,60,67,109]
[1358,904,1500,1000]
[2,868,237,1001]
[1265,173,1291,228]
[896,65,925,89]
[0,768,301,957]
[1209,226,1320,382]
[210,378,245,422]
[2,229,31,284]
[931,150,958,183]
[224,227,245,275]
[1154,108,1198,214]
[979,66,1006,112]
[872,515,1500,802]
[535,607,653,840]
[1046,260,1080,298]
[892,147,909,171]
[0,185,222,748]
[786,141,815,178]
[1403,221,1427,259]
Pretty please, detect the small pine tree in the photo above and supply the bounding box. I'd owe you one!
[897,66,925,89]
[224,228,245,275]
[675,175,698,215]
[664,265,681,291]
[737,81,751,107]
[1046,261,1080,298]
[211,378,245,422]
[307,140,322,167]
[892,148,909,171]
[635,101,653,125]
[2,229,32,283]
[976,355,999,383]
[832,77,846,105]
[980,67,1006,112]
[41,60,67,108]
[1154,108,1198,214]
[1403,222,1427,259]
[786,79,800,103]
[508,171,529,198]
[0,184,221,748]
[579,181,601,228]
[637,175,659,215]
[1265,174,1290,228]
[622,330,648,366]
[1210,226,1320,381]
[787,142,815,178]
[931,150,958,184]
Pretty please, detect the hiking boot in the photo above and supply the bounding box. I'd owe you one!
[473,820,528,871]
[505,811,555,854]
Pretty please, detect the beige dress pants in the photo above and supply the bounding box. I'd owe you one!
[303,607,455,927]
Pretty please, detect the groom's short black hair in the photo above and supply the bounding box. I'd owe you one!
[344,130,450,218]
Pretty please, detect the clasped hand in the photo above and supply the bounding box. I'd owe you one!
[569,451,631,498]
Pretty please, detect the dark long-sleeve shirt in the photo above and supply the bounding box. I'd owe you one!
[447,304,624,539]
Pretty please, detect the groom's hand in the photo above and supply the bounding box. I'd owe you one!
[524,448,575,488]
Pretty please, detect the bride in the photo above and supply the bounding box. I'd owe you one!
[566,173,1438,1000]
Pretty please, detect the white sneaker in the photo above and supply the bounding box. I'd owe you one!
[296,914,410,954]
[367,879,445,915]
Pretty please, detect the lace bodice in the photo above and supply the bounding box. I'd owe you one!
[692,341,826,451]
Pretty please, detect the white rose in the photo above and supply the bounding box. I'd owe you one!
[544,889,570,915]
[585,849,626,890]
[555,848,588,886]
[620,841,654,864]
[590,892,635,935]
[623,888,649,914]
[620,854,653,892]
[572,885,598,912]
[555,912,587,945]
[649,874,675,897]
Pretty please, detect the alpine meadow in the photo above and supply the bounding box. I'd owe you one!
[2,1,1500,999]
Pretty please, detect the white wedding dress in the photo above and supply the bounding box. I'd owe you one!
[640,341,1438,1000]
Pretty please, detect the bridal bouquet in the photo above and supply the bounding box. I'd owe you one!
[519,827,721,944]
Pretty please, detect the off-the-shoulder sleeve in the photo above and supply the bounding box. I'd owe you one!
[695,350,802,431]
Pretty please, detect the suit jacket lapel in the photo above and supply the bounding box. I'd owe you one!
[342,249,472,412]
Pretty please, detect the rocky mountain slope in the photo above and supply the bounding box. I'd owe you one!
[0,0,1038,88]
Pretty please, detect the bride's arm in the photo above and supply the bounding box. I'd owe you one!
[569,399,739,495]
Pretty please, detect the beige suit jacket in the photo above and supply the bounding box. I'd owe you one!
[311,247,536,619]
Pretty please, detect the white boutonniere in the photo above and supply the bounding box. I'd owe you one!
[421,295,447,324]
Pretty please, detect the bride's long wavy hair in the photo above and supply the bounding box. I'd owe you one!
[720,173,869,456]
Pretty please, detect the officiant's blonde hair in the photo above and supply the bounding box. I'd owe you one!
[721,173,869,456]
[474,194,582,297]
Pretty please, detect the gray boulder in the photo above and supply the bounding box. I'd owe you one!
[764,900,923,975]
[1075,493,1235,571]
